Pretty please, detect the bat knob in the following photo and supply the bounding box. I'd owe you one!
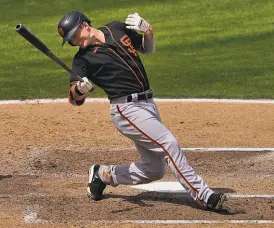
[16,24,23,31]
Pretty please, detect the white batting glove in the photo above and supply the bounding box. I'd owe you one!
[76,77,93,93]
[125,12,152,33]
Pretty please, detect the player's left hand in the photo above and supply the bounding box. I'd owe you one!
[76,77,94,93]
[125,13,152,33]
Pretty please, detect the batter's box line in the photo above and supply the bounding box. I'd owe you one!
[27,146,274,154]
[1,97,274,104]
[84,147,274,152]
[181,148,274,152]
[111,220,274,224]
[4,192,274,200]
[57,147,274,152]
[24,204,48,224]
[24,218,274,225]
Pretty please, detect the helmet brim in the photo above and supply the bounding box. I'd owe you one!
[61,25,80,46]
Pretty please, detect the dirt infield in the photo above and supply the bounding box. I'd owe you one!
[0,101,273,227]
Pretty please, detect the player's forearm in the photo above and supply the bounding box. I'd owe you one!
[142,30,155,54]
[68,77,94,106]
[125,13,155,54]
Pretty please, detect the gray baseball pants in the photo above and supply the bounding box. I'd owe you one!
[103,98,213,203]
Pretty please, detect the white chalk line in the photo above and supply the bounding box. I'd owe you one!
[24,218,274,225]
[1,97,274,104]
[229,194,274,198]
[11,193,274,199]
[24,204,46,224]
[104,220,274,224]
[106,220,274,224]
[93,147,274,152]
[182,147,274,152]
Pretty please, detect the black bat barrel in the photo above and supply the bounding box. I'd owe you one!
[15,24,83,82]
[16,24,50,53]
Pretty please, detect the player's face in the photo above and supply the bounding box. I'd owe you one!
[70,23,91,48]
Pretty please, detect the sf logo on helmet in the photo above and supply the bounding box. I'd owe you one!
[58,27,65,37]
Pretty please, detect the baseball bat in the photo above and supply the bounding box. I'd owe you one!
[15,24,83,82]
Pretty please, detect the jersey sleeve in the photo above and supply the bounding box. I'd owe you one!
[70,56,89,83]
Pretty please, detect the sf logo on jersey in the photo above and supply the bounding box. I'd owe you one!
[120,35,137,56]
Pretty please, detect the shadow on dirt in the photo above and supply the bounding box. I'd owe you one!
[0,175,12,181]
[104,187,240,215]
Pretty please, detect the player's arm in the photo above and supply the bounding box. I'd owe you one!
[124,13,155,54]
[69,58,94,106]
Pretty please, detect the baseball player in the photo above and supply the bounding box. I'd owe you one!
[57,11,227,212]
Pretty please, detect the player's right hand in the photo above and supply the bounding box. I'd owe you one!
[76,77,93,93]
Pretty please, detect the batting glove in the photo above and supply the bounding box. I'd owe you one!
[125,13,152,33]
[76,77,93,94]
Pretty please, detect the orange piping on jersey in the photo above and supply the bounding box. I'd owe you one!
[107,48,144,90]
[104,26,147,90]
[116,104,200,197]
[93,47,99,54]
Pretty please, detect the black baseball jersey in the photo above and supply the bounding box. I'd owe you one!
[70,21,151,100]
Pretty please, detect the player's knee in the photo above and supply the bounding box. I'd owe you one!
[146,171,164,182]
[144,164,165,181]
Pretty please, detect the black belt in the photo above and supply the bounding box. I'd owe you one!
[127,91,153,102]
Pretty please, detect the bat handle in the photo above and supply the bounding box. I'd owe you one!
[71,72,94,92]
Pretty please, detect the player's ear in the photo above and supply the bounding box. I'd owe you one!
[83,21,89,27]
[79,22,84,29]
[81,21,89,31]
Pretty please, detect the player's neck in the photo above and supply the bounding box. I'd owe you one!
[89,29,105,45]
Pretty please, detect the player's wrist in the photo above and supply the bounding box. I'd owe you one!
[75,85,85,96]
[144,24,152,35]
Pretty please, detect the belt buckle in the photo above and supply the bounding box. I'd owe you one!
[131,93,138,102]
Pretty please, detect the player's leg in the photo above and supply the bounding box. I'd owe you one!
[109,101,211,198]
[136,100,226,211]
[88,100,226,210]
[87,141,165,200]
[87,101,165,200]
[111,101,222,206]
[106,142,165,185]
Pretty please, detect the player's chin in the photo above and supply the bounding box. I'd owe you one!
[80,41,87,49]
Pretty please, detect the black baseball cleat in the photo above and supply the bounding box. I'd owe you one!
[206,193,227,212]
[87,164,106,201]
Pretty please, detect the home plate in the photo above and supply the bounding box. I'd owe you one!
[131,182,274,199]
[131,182,187,193]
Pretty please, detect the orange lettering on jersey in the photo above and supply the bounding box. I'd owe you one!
[120,35,137,56]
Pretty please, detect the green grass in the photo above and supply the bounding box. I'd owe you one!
[1,0,274,99]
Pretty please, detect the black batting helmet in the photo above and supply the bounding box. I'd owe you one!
[57,11,91,46]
